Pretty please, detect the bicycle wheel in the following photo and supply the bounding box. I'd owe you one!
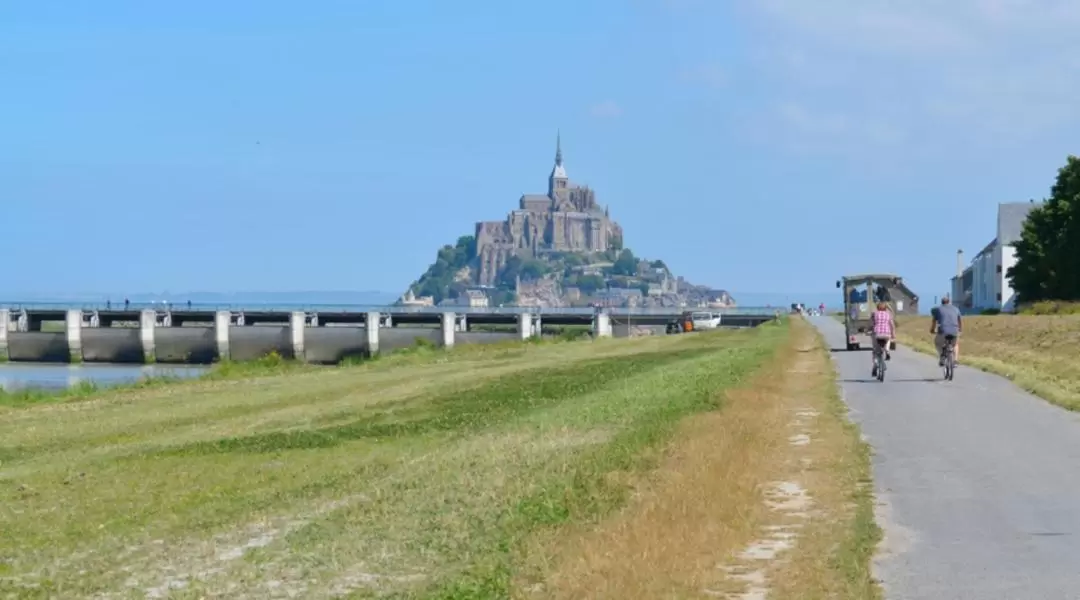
[876,350,886,381]
[946,346,956,381]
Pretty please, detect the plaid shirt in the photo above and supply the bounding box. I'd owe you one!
[871,309,894,338]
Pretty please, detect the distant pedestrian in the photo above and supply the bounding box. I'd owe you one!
[187,300,192,310]
[106,299,112,310]
[124,298,130,310]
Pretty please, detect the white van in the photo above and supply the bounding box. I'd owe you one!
[691,311,722,330]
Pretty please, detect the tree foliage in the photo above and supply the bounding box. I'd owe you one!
[612,248,638,276]
[411,235,476,303]
[1007,155,1080,304]
[575,274,607,294]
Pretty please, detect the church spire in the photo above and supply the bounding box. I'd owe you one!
[549,130,568,192]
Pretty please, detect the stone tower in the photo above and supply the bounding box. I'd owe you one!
[548,131,569,204]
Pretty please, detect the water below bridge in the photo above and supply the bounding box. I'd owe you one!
[0,363,208,392]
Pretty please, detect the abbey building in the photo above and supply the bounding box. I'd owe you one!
[474,134,623,285]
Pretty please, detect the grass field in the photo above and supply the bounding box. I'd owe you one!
[1,319,877,599]
[896,313,1080,410]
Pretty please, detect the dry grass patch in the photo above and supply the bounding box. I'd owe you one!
[514,361,790,599]
[516,319,880,599]
[896,314,1080,410]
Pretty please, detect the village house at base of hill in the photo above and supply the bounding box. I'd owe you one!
[402,135,735,310]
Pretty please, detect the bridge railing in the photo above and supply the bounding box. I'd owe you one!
[0,301,779,316]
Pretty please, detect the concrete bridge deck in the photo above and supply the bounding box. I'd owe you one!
[0,304,778,365]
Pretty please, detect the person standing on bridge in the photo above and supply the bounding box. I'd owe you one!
[930,296,962,366]
[870,301,895,377]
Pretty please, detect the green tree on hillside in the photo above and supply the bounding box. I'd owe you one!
[412,235,476,303]
[561,253,585,268]
[495,256,523,288]
[612,248,638,276]
[576,274,607,294]
[1007,156,1080,304]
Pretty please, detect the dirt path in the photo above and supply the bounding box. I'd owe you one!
[518,319,879,599]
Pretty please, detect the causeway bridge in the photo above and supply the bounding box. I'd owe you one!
[0,303,777,365]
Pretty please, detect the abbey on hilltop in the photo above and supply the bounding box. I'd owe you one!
[404,134,734,310]
[474,133,623,285]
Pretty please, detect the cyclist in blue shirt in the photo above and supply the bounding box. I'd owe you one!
[930,296,962,366]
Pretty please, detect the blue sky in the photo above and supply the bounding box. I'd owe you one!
[4,1,1079,303]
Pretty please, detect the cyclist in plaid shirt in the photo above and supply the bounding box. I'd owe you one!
[870,301,895,377]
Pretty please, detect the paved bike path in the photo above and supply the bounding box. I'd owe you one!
[811,316,1080,600]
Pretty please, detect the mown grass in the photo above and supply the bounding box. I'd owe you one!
[896,313,1080,410]
[516,318,879,599]
[1,325,786,599]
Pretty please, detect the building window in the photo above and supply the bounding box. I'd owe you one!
[997,292,1002,302]
[996,264,1002,273]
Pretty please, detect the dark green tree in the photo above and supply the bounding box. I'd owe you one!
[495,256,524,288]
[411,235,477,303]
[612,248,638,276]
[1007,155,1080,303]
[576,274,607,294]
[519,259,550,280]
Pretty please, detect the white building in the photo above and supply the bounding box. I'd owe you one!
[399,289,435,307]
[460,289,489,308]
[950,202,1040,313]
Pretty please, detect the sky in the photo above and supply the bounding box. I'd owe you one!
[3,0,1080,304]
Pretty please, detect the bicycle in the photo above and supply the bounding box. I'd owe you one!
[872,338,890,382]
[941,334,957,381]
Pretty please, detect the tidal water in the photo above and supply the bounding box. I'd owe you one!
[0,363,208,392]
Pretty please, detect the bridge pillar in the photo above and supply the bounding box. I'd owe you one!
[0,309,9,361]
[16,309,28,333]
[517,313,534,340]
[65,309,83,363]
[365,311,380,355]
[534,315,542,337]
[215,311,231,361]
[290,311,306,362]
[441,312,455,348]
[592,312,612,338]
[139,309,156,363]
